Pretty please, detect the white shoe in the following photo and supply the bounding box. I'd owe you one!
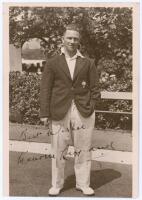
[48,187,63,196]
[76,186,95,196]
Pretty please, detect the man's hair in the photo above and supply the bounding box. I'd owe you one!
[63,23,81,35]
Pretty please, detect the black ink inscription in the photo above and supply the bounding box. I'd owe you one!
[17,152,55,165]
[17,141,115,165]
[17,152,26,164]
[18,123,87,140]
[19,128,44,141]
[60,145,70,160]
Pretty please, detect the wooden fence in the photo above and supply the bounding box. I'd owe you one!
[96,92,132,115]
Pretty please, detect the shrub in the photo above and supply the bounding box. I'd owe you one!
[9,72,41,125]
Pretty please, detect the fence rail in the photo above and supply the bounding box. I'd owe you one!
[101,91,132,100]
[95,91,132,115]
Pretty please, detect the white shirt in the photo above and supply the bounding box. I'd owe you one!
[61,47,84,79]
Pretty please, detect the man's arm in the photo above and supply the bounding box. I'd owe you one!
[40,60,54,119]
[89,59,101,109]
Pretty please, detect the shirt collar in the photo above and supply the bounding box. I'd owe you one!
[60,47,84,59]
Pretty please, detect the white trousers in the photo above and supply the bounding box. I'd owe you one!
[50,101,95,189]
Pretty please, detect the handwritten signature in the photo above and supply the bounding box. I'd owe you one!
[19,127,56,141]
[17,141,115,165]
[16,124,115,165]
[17,151,55,164]
[19,128,44,140]
[19,123,87,141]
[60,145,82,161]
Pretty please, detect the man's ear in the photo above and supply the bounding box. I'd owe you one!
[78,43,81,49]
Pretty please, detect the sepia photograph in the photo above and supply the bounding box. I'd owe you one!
[3,2,139,198]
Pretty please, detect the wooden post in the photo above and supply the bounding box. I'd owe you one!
[9,44,22,71]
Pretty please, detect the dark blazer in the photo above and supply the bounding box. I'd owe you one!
[40,54,101,120]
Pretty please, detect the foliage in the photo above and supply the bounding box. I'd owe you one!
[9,7,132,61]
[9,72,41,124]
[98,55,132,92]
[9,72,132,129]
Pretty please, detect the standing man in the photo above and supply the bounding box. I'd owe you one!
[40,24,100,196]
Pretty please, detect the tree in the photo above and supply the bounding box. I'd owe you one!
[9,7,132,61]
[9,6,132,90]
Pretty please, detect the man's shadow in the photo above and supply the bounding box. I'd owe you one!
[63,169,121,191]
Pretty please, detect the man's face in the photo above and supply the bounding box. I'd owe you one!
[62,30,80,54]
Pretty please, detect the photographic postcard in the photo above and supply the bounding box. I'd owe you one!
[3,1,139,198]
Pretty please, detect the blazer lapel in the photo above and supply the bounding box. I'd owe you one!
[58,55,72,80]
[73,57,86,81]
